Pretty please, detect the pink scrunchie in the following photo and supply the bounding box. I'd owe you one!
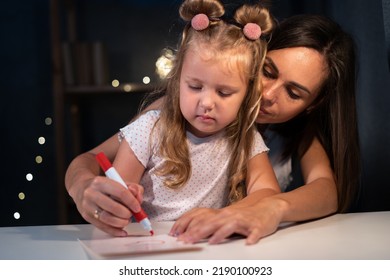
[191,13,210,31]
[243,23,262,40]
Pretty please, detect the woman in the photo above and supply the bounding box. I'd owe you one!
[65,14,360,243]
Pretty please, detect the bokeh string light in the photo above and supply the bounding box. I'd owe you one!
[13,50,172,222]
[14,117,52,221]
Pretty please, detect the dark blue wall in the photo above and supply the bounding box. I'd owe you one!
[332,0,390,211]
[1,0,57,225]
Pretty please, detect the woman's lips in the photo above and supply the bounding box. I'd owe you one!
[260,106,270,115]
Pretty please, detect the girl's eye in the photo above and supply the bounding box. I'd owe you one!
[218,91,232,97]
[188,85,202,91]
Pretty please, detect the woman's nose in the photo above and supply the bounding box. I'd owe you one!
[262,80,278,104]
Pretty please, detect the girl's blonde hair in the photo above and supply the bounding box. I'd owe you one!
[150,0,273,203]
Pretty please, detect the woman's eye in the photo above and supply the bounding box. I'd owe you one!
[262,65,276,79]
[287,88,300,100]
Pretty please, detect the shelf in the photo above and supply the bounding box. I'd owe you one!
[64,83,159,96]
[49,0,162,224]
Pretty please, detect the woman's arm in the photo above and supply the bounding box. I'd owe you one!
[65,134,119,197]
[268,136,337,222]
[65,98,164,236]
[172,137,338,244]
[65,134,142,236]
[172,152,281,243]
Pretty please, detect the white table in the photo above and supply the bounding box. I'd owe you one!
[1,211,389,260]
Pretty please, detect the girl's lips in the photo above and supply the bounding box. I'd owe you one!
[196,114,215,124]
[198,114,213,120]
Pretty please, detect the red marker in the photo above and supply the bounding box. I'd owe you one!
[95,152,154,236]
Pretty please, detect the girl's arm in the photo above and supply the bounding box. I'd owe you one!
[173,137,337,244]
[241,151,280,201]
[112,140,145,184]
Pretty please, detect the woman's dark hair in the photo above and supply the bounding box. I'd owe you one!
[266,14,360,212]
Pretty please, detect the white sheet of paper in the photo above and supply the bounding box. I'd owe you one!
[79,234,202,258]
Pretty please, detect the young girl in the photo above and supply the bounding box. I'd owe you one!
[110,0,279,223]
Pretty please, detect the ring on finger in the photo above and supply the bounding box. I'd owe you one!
[93,208,102,220]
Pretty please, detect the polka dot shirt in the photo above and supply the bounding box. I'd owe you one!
[119,110,269,221]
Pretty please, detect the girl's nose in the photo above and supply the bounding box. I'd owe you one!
[199,91,215,110]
